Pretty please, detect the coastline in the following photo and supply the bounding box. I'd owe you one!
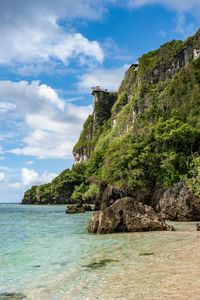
[1,204,200,300]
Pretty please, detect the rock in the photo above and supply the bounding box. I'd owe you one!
[65,203,85,214]
[87,197,173,233]
[156,182,200,221]
[196,223,200,231]
[0,293,26,300]
[83,204,92,211]
[94,182,151,211]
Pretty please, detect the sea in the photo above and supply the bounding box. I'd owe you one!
[1,204,200,300]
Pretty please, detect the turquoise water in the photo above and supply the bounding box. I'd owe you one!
[1,204,200,300]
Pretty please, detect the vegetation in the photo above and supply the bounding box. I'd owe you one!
[22,30,200,205]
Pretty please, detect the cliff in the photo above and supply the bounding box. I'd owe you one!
[73,90,117,164]
[22,29,200,206]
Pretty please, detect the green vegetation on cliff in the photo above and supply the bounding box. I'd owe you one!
[22,29,200,205]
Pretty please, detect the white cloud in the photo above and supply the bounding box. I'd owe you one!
[175,14,196,36]
[26,161,34,165]
[21,167,39,186]
[78,65,129,92]
[0,172,5,182]
[7,167,58,189]
[0,80,92,159]
[127,0,200,14]
[0,80,65,113]
[126,1,200,38]
[0,147,4,155]
[8,182,22,189]
[21,167,57,186]
[0,1,106,72]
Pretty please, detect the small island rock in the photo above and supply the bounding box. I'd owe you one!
[65,203,85,214]
[87,197,173,233]
[83,204,92,211]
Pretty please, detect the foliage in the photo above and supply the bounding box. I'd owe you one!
[70,183,88,202]
[22,30,200,205]
[112,91,128,116]
[183,157,200,197]
[83,184,100,202]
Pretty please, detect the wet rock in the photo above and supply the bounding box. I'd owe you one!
[156,182,200,221]
[139,252,155,256]
[0,293,26,300]
[65,203,85,214]
[83,259,118,270]
[87,197,173,233]
[83,204,92,211]
[196,223,200,231]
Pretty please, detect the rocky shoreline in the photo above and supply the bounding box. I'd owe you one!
[64,182,200,234]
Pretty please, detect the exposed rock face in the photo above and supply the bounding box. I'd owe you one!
[73,91,117,164]
[156,182,200,221]
[88,197,173,233]
[94,182,152,211]
[66,203,85,214]
[83,204,92,211]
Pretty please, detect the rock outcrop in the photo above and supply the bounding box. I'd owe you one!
[88,197,173,233]
[196,223,200,231]
[156,182,200,221]
[65,203,92,214]
[73,90,117,164]
[66,204,85,214]
[94,182,151,211]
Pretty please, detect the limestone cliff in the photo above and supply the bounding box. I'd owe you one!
[73,90,117,164]
[21,29,200,206]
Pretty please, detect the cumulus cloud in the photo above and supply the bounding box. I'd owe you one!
[21,167,57,186]
[127,0,200,38]
[0,172,5,182]
[21,168,39,186]
[127,0,200,14]
[25,161,34,165]
[0,80,92,159]
[78,65,129,92]
[7,167,58,189]
[0,0,105,72]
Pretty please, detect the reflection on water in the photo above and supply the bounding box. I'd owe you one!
[1,205,200,300]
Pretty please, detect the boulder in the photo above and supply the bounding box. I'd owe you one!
[87,197,173,234]
[65,203,85,214]
[196,223,200,231]
[83,204,92,211]
[156,182,200,221]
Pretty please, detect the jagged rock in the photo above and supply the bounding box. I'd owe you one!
[196,223,200,231]
[73,91,117,164]
[156,182,200,221]
[94,182,151,211]
[83,204,92,211]
[87,197,173,233]
[65,204,85,214]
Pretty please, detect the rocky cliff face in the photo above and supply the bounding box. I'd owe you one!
[73,91,117,164]
[22,29,200,208]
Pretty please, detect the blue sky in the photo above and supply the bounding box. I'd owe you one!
[0,0,199,203]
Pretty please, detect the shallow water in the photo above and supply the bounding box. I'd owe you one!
[1,204,200,300]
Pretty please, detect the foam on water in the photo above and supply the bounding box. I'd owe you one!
[1,204,200,300]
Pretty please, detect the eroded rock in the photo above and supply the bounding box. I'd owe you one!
[65,204,85,214]
[87,197,173,233]
[156,182,200,221]
[196,223,200,231]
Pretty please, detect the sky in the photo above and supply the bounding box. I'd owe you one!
[0,0,199,203]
